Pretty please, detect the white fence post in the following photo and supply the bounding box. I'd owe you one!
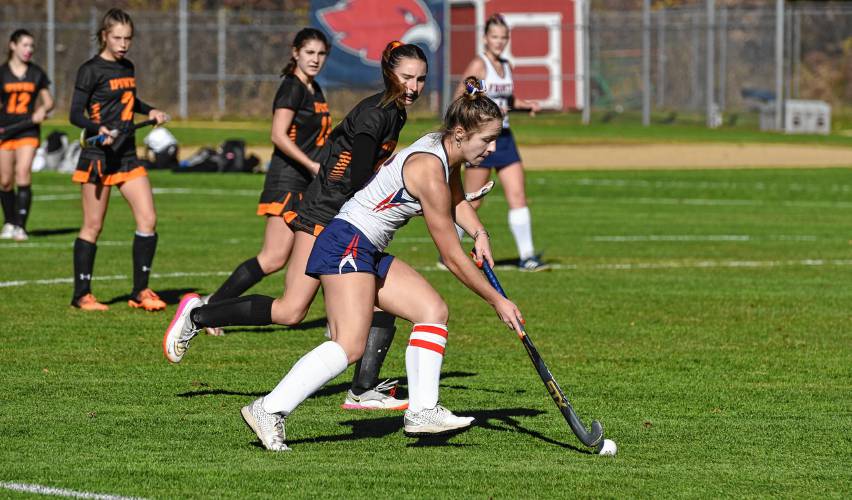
[179,0,188,119]
[217,7,227,117]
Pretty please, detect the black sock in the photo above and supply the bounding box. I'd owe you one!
[0,189,13,225]
[351,311,397,395]
[131,232,158,298]
[208,257,266,303]
[190,294,273,328]
[72,238,97,304]
[15,185,31,230]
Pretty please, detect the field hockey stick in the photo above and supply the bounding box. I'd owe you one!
[465,180,495,202]
[479,259,605,450]
[82,118,159,147]
[0,118,35,140]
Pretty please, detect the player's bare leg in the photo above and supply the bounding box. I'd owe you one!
[120,175,166,311]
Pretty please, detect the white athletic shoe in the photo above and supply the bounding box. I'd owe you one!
[162,293,202,363]
[341,379,408,410]
[200,294,224,336]
[403,404,475,436]
[11,226,27,241]
[0,223,14,239]
[241,397,290,452]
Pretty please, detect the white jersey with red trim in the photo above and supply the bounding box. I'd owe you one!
[481,53,513,129]
[336,132,449,251]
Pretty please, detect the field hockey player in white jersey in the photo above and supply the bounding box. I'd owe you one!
[454,13,548,272]
[239,77,525,451]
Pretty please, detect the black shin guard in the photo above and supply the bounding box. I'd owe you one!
[190,294,274,328]
[350,311,397,395]
[131,232,158,297]
[72,238,97,303]
[0,189,14,225]
[208,257,265,303]
[15,185,31,230]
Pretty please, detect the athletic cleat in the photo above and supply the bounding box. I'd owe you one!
[0,223,14,239]
[341,379,408,410]
[403,404,475,436]
[129,288,167,311]
[11,225,27,241]
[162,293,202,363]
[200,295,224,336]
[518,254,550,272]
[241,397,290,451]
[72,293,109,311]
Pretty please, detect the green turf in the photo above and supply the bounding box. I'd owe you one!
[42,111,852,148]
[1,166,851,498]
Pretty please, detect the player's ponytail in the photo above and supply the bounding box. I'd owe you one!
[379,41,428,108]
[96,8,134,53]
[7,29,34,62]
[441,76,502,136]
[281,27,330,77]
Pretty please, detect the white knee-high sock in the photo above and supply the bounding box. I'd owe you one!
[508,206,535,260]
[263,341,349,415]
[405,323,448,412]
[455,224,465,241]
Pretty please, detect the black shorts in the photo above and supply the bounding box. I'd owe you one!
[72,147,146,186]
[257,160,310,216]
[284,212,326,237]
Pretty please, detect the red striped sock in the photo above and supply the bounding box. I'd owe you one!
[405,323,448,412]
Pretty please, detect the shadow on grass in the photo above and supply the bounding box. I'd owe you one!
[28,227,78,237]
[266,407,582,450]
[177,371,479,399]
[107,288,198,305]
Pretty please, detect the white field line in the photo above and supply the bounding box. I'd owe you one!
[0,240,130,249]
[0,270,230,288]
[540,177,852,193]
[4,259,852,289]
[587,235,818,242]
[36,187,259,203]
[0,481,145,500]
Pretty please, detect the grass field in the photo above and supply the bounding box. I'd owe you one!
[2,165,852,498]
[42,111,852,148]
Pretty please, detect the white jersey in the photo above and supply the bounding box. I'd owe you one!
[337,132,449,251]
[481,54,513,129]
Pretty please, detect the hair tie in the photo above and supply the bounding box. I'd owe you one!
[389,40,404,51]
[465,79,486,97]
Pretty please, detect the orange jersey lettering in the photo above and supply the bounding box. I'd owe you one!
[4,82,36,93]
[108,77,136,91]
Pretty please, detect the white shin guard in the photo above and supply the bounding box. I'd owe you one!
[263,341,349,415]
[508,206,535,260]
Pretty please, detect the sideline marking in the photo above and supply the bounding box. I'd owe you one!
[0,481,145,500]
[4,260,852,289]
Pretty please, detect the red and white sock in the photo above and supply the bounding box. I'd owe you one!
[263,341,349,415]
[405,323,448,412]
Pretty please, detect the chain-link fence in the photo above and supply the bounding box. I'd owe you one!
[3,1,850,126]
[587,1,852,127]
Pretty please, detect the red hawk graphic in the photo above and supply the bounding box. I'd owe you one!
[317,0,441,64]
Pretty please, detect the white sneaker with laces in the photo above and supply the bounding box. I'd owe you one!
[162,293,202,363]
[0,223,15,239]
[241,398,289,451]
[341,379,408,410]
[12,226,27,241]
[403,404,475,435]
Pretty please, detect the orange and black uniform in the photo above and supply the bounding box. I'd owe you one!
[257,74,331,216]
[69,55,154,185]
[0,61,49,149]
[289,92,406,235]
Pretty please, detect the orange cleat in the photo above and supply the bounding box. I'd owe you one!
[128,288,167,311]
[74,293,110,311]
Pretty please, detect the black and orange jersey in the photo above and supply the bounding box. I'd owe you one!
[297,92,406,227]
[266,74,332,193]
[72,55,147,153]
[0,62,50,136]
